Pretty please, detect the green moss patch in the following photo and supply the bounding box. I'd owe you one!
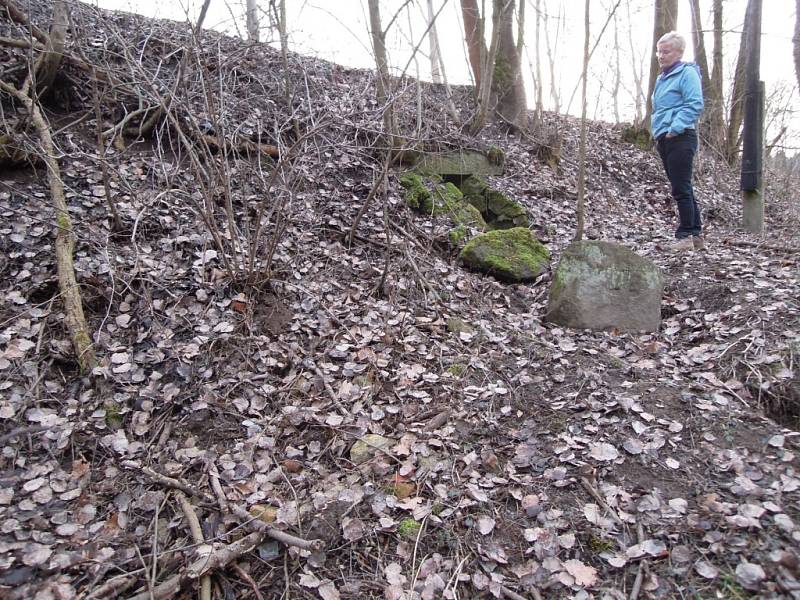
[459,227,549,282]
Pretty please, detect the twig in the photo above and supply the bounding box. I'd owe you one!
[0,425,48,445]
[0,35,44,49]
[207,461,230,513]
[501,585,540,600]
[175,492,211,600]
[228,505,325,552]
[232,564,265,600]
[305,358,348,414]
[628,521,648,600]
[722,237,800,253]
[83,576,138,600]
[579,477,623,527]
[137,465,210,502]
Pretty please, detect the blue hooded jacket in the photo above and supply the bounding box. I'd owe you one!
[650,62,704,140]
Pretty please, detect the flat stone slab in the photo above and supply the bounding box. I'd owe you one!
[416,150,504,177]
[546,241,663,332]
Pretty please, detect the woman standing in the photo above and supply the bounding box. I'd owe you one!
[651,31,705,252]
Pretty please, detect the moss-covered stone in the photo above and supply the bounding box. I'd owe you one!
[446,317,473,334]
[399,172,433,212]
[487,145,505,167]
[448,225,468,246]
[621,125,652,150]
[460,176,528,230]
[459,227,549,282]
[350,434,394,465]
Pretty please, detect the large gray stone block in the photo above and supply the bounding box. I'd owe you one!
[546,241,663,332]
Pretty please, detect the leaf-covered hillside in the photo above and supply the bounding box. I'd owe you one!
[1,1,799,599]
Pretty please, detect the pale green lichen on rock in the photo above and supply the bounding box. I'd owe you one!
[459,227,549,282]
[546,240,663,332]
[350,434,394,465]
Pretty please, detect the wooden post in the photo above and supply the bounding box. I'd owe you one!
[740,0,764,233]
[742,80,765,233]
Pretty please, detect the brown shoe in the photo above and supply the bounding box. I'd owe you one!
[668,237,694,252]
[692,236,705,250]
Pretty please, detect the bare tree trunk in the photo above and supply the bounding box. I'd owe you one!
[612,10,620,123]
[426,0,443,83]
[367,0,397,144]
[794,0,800,90]
[246,0,259,42]
[689,0,715,143]
[493,0,527,129]
[626,1,645,124]
[460,0,485,91]
[30,0,67,97]
[575,0,590,242]
[709,0,726,149]
[544,3,561,114]
[711,0,723,109]
[469,0,503,133]
[534,0,543,119]
[644,0,678,126]
[689,0,712,100]
[726,20,748,164]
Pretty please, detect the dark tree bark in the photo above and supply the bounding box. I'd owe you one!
[644,0,678,125]
[493,0,527,128]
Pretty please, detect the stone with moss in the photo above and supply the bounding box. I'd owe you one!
[487,145,505,167]
[399,172,434,212]
[621,126,652,150]
[459,227,549,283]
[446,317,473,335]
[546,240,663,332]
[460,176,528,230]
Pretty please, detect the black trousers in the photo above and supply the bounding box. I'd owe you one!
[657,130,702,239]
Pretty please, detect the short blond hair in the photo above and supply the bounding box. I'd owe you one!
[657,31,686,53]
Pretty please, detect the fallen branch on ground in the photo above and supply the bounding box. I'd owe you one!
[722,238,800,253]
[0,81,97,374]
[175,492,212,600]
[125,531,265,600]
